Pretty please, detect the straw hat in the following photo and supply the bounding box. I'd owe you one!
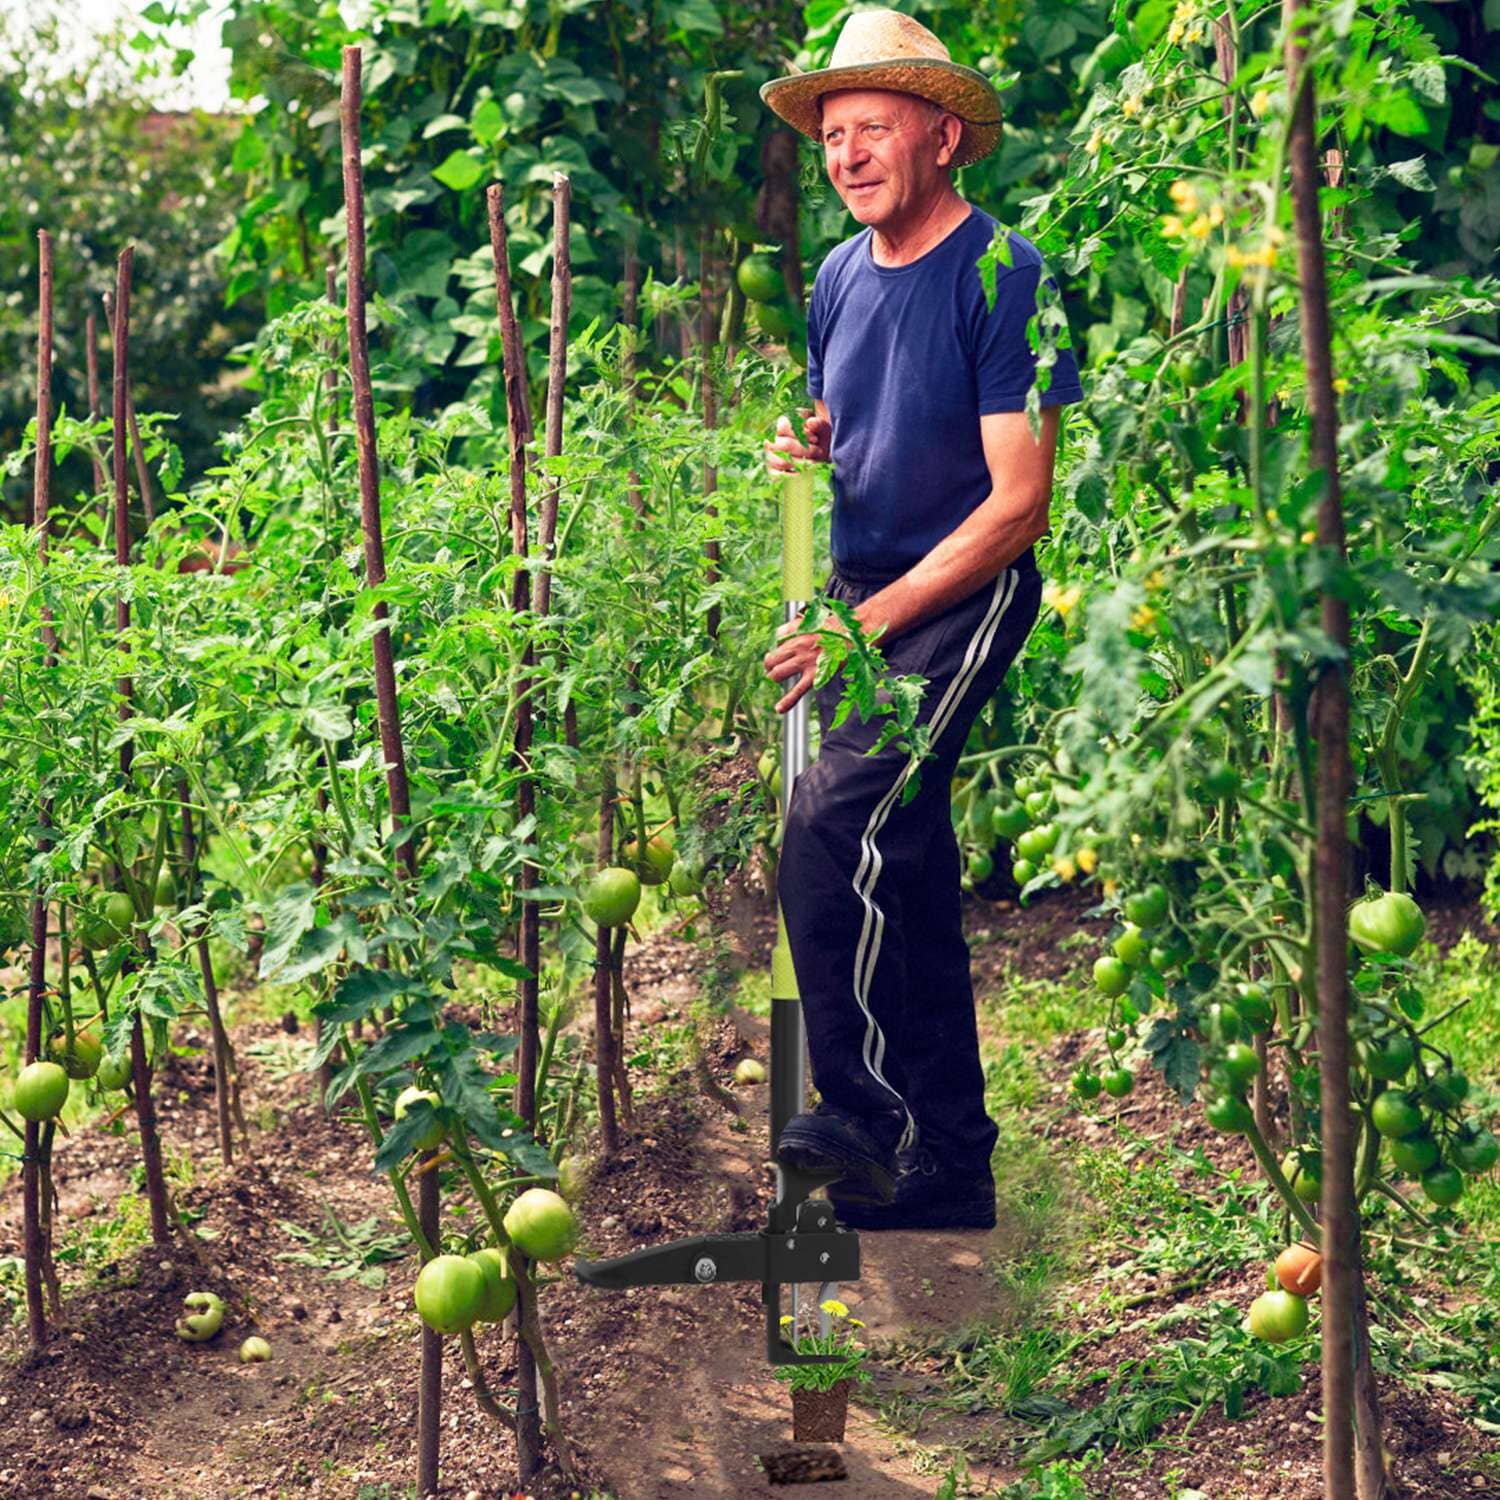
[760,11,1002,169]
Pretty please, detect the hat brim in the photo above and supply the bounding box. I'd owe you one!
[760,58,1002,169]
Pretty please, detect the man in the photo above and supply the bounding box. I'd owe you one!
[758,10,1085,1230]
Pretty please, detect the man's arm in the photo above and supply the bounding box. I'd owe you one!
[852,405,1060,642]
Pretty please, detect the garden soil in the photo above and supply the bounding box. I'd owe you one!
[0,881,1495,1497]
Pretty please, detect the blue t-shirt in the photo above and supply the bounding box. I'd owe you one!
[806,206,1085,577]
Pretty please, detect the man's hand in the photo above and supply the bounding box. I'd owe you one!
[763,610,849,714]
[763,408,831,475]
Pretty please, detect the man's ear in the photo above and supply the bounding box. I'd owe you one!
[936,112,962,168]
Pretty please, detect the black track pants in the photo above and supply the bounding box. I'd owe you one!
[779,558,1042,1176]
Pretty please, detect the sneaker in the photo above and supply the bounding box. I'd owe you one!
[827,1146,996,1230]
[775,1103,901,1205]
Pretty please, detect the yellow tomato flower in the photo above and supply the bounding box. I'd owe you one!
[1174,0,1195,19]
[1250,90,1272,118]
[1187,213,1212,239]
[1301,528,1317,544]
[1085,129,1104,156]
[1332,376,1349,395]
[1161,214,1185,238]
[1102,877,1119,898]
[1207,201,1224,227]
[1167,19,1185,44]
[1053,855,1078,883]
[1169,180,1199,213]
[1185,21,1206,43]
[1276,387,1292,403]
[1226,245,1245,268]
[1077,847,1099,876]
[1266,225,1286,246]
[1122,95,1142,118]
[1043,583,1083,620]
[1146,570,1166,592]
[1131,603,1157,632]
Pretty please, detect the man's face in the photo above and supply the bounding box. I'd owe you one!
[819,88,955,230]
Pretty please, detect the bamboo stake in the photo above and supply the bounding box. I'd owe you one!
[23,228,56,1350]
[342,48,435,1494]
[485,178,545,1486]
[592,766,620,1156]
[1283,8,1388,1498]
[112,246,172,1249]
[86,308,106,521]
[178,782,234,1165]
[535,173,571,623]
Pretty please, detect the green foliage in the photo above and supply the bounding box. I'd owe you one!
[0,15,258,519]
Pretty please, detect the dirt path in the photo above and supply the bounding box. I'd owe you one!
[0,885,1032,1498]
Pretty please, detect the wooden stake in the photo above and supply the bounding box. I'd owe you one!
[1282,7,1388,1498]
[86,308,106,520]
[340,47,416,881]
[536,173,571,623]
[23,228,56,1351]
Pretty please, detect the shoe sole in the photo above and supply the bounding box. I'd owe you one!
[775,1124,898,1205]
[828,1197,997,1231]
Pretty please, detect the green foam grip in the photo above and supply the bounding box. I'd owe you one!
[770,903,800,1000]
[781,467,814,603]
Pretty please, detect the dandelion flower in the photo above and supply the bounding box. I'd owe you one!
[779,1314,794,1326]
[819,1298,850,1318]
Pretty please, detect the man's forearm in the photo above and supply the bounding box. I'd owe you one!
[853,490,1050,643]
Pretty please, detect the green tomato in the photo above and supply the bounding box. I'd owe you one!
[1015,827,1048,863]
[394,1085,446,1154]
[1093,956,1131,997]
[413,1255,486,1336]
[623,835,675,887]
[1371,1091,1425,1140]
[13,1061,70,1122]
[1105,1028,1126,1052]
[1248,1289,1309,1344]
[581,867,642,927]
[155,868,177,909]
[737,254,784,304]
[1123,884,1169,929]
[1221,1043,1260,1090]
[175,1291,225,1342]
[1234,983,1274,1031]
[1101,1067,1135,1099]
[990,799,1030,839]
[1071,1068,1102,1100]
[1113,924,1150,967]
[1031,823,1060,855]
[96,1052,132,1092]
[1150,938,1188,973]
[1205,1093,1253,1134]
[1420,1164,1464,1208]
[1348,890,1425,958]
[1423,1067,1469,1112]
[503,1188,579,1262]
[467,1247,518,1324]
[1388,1132,1439,1176]
[1011,858,1038,887]
[1205,1001,1242,1046]
[1023,789,1052,820]
[1358,1033,1414,1082]
[1450,1127,1499,1175]
[967,850,995,883]
[1283,1150,1322,1203]
[1012,775,1037,801]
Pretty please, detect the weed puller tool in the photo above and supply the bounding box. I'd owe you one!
[575,462,859,1365]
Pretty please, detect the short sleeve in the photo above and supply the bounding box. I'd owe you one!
[806,274,824,400]
[971,260,1085,414]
